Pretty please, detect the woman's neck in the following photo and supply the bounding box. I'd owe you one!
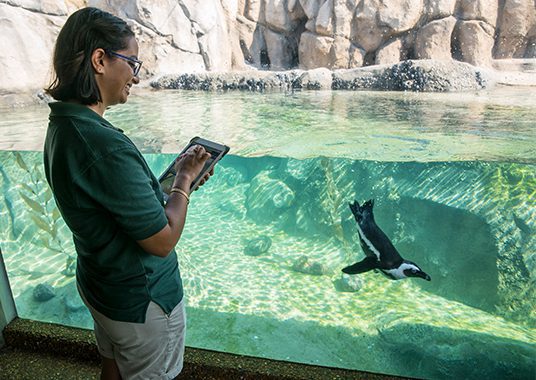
[87,102,106,117]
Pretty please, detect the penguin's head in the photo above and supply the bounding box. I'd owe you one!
[403,261,431,281]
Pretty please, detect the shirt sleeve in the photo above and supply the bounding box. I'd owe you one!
[77,146,168,241]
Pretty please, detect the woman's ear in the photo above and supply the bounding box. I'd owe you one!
[91,48,106,74]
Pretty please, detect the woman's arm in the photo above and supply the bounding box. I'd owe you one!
[137,146,211,257]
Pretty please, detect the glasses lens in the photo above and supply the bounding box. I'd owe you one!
[108,51,142,76]
[134,62,141,76]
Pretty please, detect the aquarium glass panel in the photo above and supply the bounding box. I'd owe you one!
[0,89,535,379]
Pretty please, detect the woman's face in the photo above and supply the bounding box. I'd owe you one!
[98,36,140,107]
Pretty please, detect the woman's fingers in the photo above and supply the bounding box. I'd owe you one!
[174,144,215,192]
[192,165,214,191]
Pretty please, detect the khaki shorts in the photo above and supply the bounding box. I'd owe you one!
[79,286,186,380]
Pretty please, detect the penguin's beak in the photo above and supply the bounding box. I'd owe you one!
[418,271,431,281]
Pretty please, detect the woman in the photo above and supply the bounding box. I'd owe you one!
[43,7,210,380]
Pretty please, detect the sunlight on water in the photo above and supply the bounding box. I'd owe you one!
[0,88,535,379]
[1,87,535,163]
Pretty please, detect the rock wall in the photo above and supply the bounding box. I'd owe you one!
[0,0,535,94]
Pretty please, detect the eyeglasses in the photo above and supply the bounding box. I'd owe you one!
[106,50,143,76]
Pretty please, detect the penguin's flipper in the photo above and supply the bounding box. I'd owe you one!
[342,256,379,274]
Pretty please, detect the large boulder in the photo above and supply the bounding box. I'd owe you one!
[458,0,499,26]
[264,28,294,70]
[90,0,235,71]
[424,0,456,19]
[352,0,424,52]
[315,0,333,36]
[265,0,299,32]
[295,67,332,89]
[414,17,457,60]
[376,37,405,65]
[495,0,536,58]
[236,15,266,66]
[453,20,496,67]
[299,31,333,69]
[0,3,64,93]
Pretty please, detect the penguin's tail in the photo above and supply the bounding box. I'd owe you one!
[363,199,374,210]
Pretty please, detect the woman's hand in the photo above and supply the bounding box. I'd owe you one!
[137,145,212,257]
[172,145,212,192]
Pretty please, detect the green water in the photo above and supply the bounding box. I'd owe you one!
[0,89,535,379]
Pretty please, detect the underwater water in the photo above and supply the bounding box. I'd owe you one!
[0,88,535,379]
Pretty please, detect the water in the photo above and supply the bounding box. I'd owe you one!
[2,88,535,162]
[0,88,535,379]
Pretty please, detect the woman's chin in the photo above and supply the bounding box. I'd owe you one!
[120,88,130,103]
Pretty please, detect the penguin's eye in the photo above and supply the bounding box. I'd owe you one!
[411,269,417,273]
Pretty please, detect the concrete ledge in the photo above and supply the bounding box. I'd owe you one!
[3,318,409,379]
[0,346,100,379]
[4,318,98,363]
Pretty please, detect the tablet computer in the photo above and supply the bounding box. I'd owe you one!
[159,136,230,195]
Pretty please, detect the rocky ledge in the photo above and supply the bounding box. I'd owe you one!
[151,59,535,93]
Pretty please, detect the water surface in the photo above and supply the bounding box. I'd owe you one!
[1,87,535,162]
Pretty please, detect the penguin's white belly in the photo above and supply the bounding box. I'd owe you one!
[356,225,381,260]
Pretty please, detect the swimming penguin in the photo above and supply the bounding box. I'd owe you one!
[342,199,431,281]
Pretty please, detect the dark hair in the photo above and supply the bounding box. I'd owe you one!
[46,7,134,105]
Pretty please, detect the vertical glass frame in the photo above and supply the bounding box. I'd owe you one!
[0,248,17,347]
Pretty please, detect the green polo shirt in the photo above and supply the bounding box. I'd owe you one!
[43,101,183,323]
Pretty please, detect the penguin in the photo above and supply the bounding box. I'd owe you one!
[342,199,431,281]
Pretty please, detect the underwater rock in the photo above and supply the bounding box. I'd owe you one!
[17,283,92,329]
[272,189,294,209]
[377,323,535,380]
[33,283,56,302]
[334,273,364,292]
[244,236,272,256]
[218,200,244,218]
[62,284,86,312]
[224,166,246,187]
[245,171,295,224]
[63,296,85,312]
[513,214,531,235]
[291,256,329,276]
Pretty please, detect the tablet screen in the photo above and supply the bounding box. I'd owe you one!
[159,137,229,194]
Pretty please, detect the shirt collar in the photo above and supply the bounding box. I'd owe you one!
[48,101,124,132]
